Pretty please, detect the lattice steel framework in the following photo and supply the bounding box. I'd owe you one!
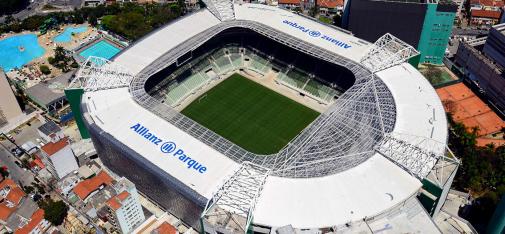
[201,162,270,233]
[77,8,455,233]
[70,56,133,91]
[375,132,459,181]
[202,0,235,21]
[360,33,420,73]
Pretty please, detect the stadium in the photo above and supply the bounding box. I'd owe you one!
[66,1,460,233]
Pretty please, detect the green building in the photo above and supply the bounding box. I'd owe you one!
[344,0,458,66]
[417,1,457,64]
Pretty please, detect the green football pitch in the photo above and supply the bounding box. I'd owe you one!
[181,74,320,155]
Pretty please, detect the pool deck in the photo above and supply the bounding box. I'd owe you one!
[74,36,125,62]
[0,24,98,86]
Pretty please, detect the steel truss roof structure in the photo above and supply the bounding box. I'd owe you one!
[361,33,420,73]
[202,0,235,21]
[375,132,459,181]
[74,6,455,233]
[69,56,133,91]
[201,162,270,233]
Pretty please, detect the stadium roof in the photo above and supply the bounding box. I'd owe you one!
[79,3,450,230]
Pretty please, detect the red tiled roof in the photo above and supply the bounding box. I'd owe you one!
[317,0,343,8]
[0,179,25,221]
[471,9,501,19]
[73,171,113,200]
[470,0,504,7]
[106,191,130,211]
[278,0,300,4]
[155,222,177,234]
[33,156,45,169]
[2,179,25,205]
[0,206,15,222]
[41,137,69,156]
[15,209,45,234]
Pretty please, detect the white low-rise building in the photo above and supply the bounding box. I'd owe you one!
[40,137,79,179]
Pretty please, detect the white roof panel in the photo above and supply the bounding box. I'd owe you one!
[378,63,448,147]
[253,153,420,228]
[234,3,371,62]
[114,10,221,75]
[84,88,239,198]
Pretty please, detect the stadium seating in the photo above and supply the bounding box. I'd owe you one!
[303,79,339,102]
[214,56,234,73]
[276,68,339,103]
[165,72,211,106]
[161,44,342,106]
[230,54,242,69]
[248,55,271,73]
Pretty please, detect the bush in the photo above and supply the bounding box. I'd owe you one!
[39,65,51,75]
[47,57,55,65]
[39,199,68,226]
[70,62,79,68]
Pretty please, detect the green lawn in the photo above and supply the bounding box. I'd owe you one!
[181,74,319,155]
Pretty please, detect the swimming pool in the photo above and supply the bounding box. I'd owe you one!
[53,26,88,43]
[0,34,45,72]
[79,40,122,60]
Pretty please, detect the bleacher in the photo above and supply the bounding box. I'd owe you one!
[165,72,210,106]
[230,54,242,68]
[303,79,339,102]
[276,68,339,103]
[248,55,271,73]
[160,44,341,107]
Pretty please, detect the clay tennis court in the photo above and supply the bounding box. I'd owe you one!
[436,82,505,146]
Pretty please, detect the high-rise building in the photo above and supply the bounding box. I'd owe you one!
[483,23,505,67]
[0,70,22,128]
[106,178,145,234]
[455,37,505,113]
[343,0,457,65]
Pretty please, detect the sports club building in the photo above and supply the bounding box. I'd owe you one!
[66,1,460,233]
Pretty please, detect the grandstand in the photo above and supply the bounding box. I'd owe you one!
[151,40,348,108]
[70,2,460,234]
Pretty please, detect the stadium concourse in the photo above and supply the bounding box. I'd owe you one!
[67,1,460,233]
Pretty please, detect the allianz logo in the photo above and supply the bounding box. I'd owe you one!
[282,19,352,49]
[130,123,207,174]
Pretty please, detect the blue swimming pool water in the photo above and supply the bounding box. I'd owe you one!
[53,26,88,43]
[0,34,45,72]
[79,40,121,60]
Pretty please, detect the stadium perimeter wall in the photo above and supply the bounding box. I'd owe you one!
[81,104,204,230]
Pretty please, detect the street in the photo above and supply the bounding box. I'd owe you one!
[0,141,35,188]
[0,0,83,23]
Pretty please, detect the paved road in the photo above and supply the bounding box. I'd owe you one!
[0,141,34,187]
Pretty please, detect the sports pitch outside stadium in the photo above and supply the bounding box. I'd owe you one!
[181,74,319,154]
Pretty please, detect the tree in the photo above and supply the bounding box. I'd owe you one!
[39,199,68,226]
[333,14,342,27]
[0,166,9,178]
[52,46,72,72]
[23,185,34,194]
[39,65,51,75]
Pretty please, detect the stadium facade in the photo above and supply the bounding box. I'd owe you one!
[67,1,460,233]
